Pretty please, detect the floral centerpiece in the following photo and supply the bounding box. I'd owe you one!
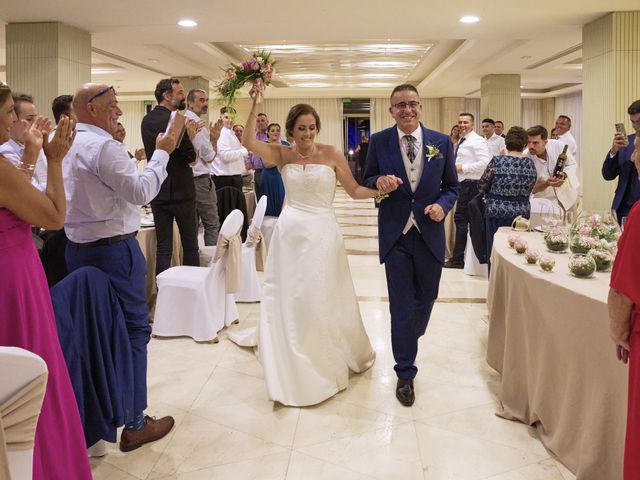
[568,253,596,278]
[545,230,568,252]
[514,239,528,254]
[589,249,613,272]
[507,233,521,248]
[570,212,621,243]
[524,249,540,264]
[539,255,555,272]
[570,235,599,254]
[216,50,276,116]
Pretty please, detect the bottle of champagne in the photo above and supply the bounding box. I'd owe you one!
[553,145,569,177]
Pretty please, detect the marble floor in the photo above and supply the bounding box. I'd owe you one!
[90,188,577,480]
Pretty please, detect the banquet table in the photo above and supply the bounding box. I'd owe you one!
[136,223,182,302]
[486,228,627,480]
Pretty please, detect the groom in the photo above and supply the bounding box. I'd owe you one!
[364,84,459,406]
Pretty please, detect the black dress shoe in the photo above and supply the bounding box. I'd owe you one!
[443,260,464,269]
[396,379,415,406]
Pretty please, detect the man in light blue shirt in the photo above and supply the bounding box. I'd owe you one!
[63,82,181,452]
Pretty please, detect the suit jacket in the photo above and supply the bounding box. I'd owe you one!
[602,134,640,213]
[141,105,196,203]
[363,124,459,263]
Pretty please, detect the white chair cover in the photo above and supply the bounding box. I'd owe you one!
[235,196,268,303]
[152,210,244,342]
[463,232,488,277]
[0,347,48,480]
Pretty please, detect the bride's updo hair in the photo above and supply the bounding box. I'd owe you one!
[285,104,321,137]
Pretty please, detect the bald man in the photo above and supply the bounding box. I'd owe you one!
[63,83,181,452]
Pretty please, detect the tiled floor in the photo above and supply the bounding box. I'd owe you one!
[90,188,577,480]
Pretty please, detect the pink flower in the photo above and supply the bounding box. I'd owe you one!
[241,60,252,72]
[226,69,237,80]
[579,225,592,235]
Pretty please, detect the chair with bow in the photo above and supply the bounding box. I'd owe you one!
[0,347,48,480]
[200,196,267,303]
[153,210,244,342]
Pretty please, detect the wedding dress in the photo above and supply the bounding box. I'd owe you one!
[230,163,375,406]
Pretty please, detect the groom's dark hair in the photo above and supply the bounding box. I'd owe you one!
[389,84,418,101]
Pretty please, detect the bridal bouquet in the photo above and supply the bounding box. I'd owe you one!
[216,50,276,116]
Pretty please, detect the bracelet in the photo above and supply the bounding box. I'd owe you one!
[18,162,36,173]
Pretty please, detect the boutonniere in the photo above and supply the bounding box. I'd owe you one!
[425,143,440,162]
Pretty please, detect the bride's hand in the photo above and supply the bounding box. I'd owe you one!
[249,79,265,105]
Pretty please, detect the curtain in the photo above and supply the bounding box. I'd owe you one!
[421,98,441,133]
[118,101,147,153]
[464,98,481,127]
[521,99,544,129]
[261,98,343,152]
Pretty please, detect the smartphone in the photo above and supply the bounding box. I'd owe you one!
[615,123,627,137]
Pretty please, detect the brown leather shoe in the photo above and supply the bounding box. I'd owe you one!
[119,415,175,452]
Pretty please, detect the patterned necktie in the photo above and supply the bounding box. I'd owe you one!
[404,135,416,163]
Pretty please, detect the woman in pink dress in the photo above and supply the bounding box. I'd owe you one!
[0,84,92,479]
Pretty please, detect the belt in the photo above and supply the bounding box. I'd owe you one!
[68,232,137,248]
[194,173,210,179]
[461,179,479,183]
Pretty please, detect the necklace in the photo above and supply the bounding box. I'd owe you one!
[294,145,316,159]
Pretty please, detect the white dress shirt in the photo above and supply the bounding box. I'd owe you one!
[556,130,578,169]
[455,130,491,181]
[64,123,169,243]
[0,138,47,191]
[396,125,424,234]
[186,109,215,177]
[485,133,506,158]
[212,126,248,176]
[526,139,579,207]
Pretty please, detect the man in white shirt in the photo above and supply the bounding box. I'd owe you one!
[187,89,222,246]
[554,115,578,163]
[212,106,248,192]
[0,93,48,191]
[445,112,491,268]
[481,118,506,157]
[495,120,506,138]
[526,125,579,213]
[63,83,181,452]
[234,124,255,191]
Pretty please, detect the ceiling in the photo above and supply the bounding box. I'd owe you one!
[0,1,637,101]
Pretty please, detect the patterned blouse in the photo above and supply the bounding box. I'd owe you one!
[478,155,537,219]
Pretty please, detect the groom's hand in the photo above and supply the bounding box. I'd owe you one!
[376,175,403,194]
[424,203,444,222]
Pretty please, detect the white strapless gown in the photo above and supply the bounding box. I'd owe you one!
[230,163,375,406]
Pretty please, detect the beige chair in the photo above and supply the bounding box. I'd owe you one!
[0,347,48,480]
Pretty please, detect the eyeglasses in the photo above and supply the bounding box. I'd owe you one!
[88,86,115,103]
[392,101,420,110]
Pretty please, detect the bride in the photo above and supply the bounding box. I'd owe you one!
[231,80,401,406]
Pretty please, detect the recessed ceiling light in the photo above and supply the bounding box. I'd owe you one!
[178,19,197,27]
[459,16,480,24]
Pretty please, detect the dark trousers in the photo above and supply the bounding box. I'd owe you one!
[254,168,263,199]
[151,199,199,276]
[213,174,243,193]
[485,216,513,273]
[452,180,479,262]
[384,227,442,380]
[65,237,150,415]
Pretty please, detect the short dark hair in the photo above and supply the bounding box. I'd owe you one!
[504,126,528,152]
[285,104,321,136]
[220,106,228,115]
[628,100,640,115]
[52,95,73,123]
[495,120,504,126]
[154,78,180,104]
[186,88,206,103]
[267,123,281,132]
[233,124,244,130]
[257,113,267,118]
[557,114,572,125]
[481,118,495,125]
[390,84,418,102]
[459,112,475,122]
[12,93,34,116]
[526,125,548,140]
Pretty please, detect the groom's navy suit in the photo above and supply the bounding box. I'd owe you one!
[364,123,458,380]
